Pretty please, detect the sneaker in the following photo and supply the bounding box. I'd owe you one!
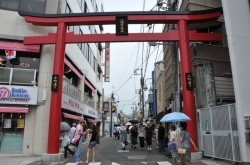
[147,148,150,151]
[149,148,152,151]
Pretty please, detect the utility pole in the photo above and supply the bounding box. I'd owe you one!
[141,69,144,122]
[109,92,113,137]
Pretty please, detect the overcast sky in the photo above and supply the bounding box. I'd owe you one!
[102,0,165,115]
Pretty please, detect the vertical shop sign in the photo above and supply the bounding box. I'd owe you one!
[51,75,59,92]
[116,16,128,35]
[185,73,193,90]
[4,119,11,128]
[105,42,110,82]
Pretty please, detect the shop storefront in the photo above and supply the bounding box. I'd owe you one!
[0,85,38,152]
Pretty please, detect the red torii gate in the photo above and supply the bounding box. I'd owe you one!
[19,8,222,154]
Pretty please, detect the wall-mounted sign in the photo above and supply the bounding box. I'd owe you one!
[116,16,128,35]
[185,73,193,90]
[51,75,59,92]
[84,105,97,118]
[0,85,38,105]
[62,93,85,114]
[105,42,110,82]
[5,50,16,60]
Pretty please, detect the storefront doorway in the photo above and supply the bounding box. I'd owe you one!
[0,113,25,152]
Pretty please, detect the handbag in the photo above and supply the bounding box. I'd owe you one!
[125,140,128,146]
[96,134,100,144]
[168,141,176,151]
[70,130,82,146]
[178,148,186,154]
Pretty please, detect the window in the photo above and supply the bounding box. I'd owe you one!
[1,0,19,10]
[19,0,46,13]
[65,4,71,14]
[81,0,85,12]
[77,0,81,8]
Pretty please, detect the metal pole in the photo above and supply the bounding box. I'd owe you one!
[141,68,144,121]
[109,93,113,137]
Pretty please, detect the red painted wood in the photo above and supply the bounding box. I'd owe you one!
[47,22,67,154]
[24,11,221,26]
[23,31,221,45]
[178,20,197,153]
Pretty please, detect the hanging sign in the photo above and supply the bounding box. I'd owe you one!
[51,75,59,92]
[5,50,16,60]
[116,16,128,35]
[185,73,193,90]
[105,42,110,82]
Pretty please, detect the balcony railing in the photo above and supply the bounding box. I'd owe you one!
[63,78,81,101]
[84,94,95,108]
[0,67,37,85]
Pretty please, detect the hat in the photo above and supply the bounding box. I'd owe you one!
[147,121,150,124]
[121,126,126,130]
[73,123,76,126]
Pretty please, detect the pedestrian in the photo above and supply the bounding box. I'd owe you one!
[157,122,165,153]
[138,123,145,149]
[120,126,127,150]
[144,121,154,151]
[113,125,117,139]
[61,130,75,158]
[178,122,198,165]
[155,125,159,148]
[129,123,134,147]
[169,125,178,165]
[130,124,138,149]
[85,124,98,163]
[69,123,76,139]
[116,125,121,140]
[75,120,87,163]
[126,125,131,143]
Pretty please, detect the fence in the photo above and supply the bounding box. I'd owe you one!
[198,104,241,162]
[62,78,81,101]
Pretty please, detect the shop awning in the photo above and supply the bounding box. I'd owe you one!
[63,113,84,121]
[87,119,97,123]
[84,79,96,93]
[0,107,29,113]
[64,58,83,80]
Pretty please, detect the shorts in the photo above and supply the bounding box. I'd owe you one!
[146,137,152,145]
[171,150,178,158]
[88,141,96,148]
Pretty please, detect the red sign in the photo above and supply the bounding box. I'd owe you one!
[0,41,40,53]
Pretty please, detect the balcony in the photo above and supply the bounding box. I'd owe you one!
[0,67,36,85]
[63,78,81,101]
[83,93,95,108]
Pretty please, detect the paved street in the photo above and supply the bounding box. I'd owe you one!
[17,136,230,165]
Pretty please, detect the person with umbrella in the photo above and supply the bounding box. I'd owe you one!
[60,122,75,158]
[130,124,138,149]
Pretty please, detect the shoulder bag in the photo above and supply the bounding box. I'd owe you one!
[178,131,186,154]
[70,130,82,146]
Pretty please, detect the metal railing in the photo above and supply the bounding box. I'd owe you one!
[63,78,81,101]
[83,94,95,108]
[0,67,36,85]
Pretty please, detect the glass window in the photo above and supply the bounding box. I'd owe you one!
[19,0,46,14]
[69,26,74,32]
[75,26,80,35]
[65,4,71,14]
[1,0,19,10]
[81,0,85,12]
[77,0,81,8]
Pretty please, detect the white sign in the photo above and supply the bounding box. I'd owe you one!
[105,42,110,82]
[62,93,85,114]
[4,119,11,128]
[0,85,38,105]
[84,105,97,118]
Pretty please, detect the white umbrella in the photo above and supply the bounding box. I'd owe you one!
[60,122,71,131]
[125,122,131,126]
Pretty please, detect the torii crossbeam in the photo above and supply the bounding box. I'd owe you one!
[19,7,222,154]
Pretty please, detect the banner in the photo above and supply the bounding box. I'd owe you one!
[4,119,11,128]
[17,119,25,128]
[105,42,110,82]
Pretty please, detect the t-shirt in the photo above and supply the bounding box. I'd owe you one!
[145,126,153,137]
[90,131,97,142]
[69,127,76,138]
[75,124,82,139]
[170,131,176,142]
[180,130,190,149]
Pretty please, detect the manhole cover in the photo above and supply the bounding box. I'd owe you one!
[128,155,146,159]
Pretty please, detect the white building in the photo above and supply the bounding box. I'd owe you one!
[0,0,104,155]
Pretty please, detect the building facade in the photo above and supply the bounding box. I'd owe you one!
[0,0,104,155]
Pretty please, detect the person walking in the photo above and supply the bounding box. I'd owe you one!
[75,120,87,163]
[85,125,98,163]
[138,123,145,150]
[169,125,178,165]
[130,124,138,149]
[120,126,127,150]
[69,123,76,139]
[155,125,159,148]
[144,121,154,151]
[113,125,117,139]
[157,122,165,152]
[116,125,121,140]
[61,131,75,158]
[178,122,198,165]
[126,125,130,143]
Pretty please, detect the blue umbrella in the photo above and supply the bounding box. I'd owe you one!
[160,112,191,122]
